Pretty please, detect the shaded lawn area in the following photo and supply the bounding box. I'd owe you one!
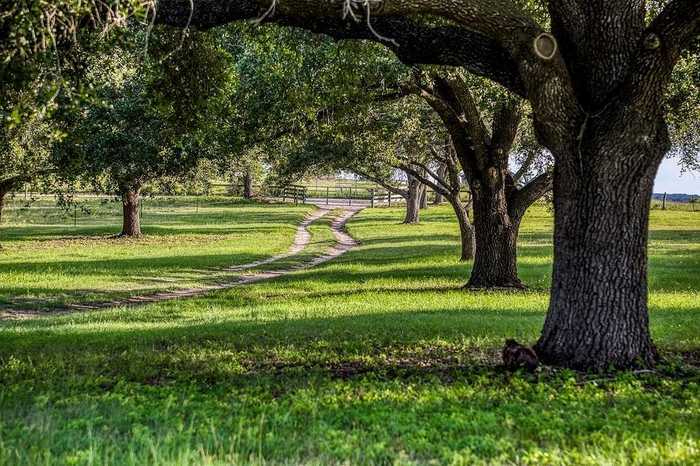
[0,204,699,465]
[0,197,312,309]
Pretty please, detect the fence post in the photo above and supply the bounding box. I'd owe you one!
[662,192,667,210]
[370,189,375,208]
[349,187,352,206]
[326,186,329,206]
[73,204,77,227]
[388,191,392,207]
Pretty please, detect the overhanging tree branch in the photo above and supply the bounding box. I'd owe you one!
[153,0,540,96]
[491,98,522,156]
[398,163,450,198]
[511,149,538,185]
[439,75,490,157]
[0,170,54,192]
[649,0,700,56]
[626,0,700,110]
[352,167,408,198]
[508,168,553,219]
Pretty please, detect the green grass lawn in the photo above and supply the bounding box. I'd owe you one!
[0,196,312,309]
[0,202,699,465]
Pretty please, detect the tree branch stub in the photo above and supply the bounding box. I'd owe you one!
[533,33,558,61]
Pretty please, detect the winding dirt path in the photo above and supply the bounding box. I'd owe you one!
[0,206,362,320]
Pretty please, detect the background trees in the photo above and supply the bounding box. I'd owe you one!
[0,86,57,223]
[404,71,553,288]
[56,29,235,236]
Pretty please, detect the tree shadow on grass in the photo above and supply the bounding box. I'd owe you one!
[1,302,697,391]
[0,251,278,311]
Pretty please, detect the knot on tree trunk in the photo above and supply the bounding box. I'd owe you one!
[533,33,558,61]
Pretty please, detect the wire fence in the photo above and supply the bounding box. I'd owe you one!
[2,185,695,227]
[0,194,255,227]
[650,199,699,212]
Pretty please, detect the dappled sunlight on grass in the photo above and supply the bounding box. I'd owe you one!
[0,198,312,308]
[0,202,698,464]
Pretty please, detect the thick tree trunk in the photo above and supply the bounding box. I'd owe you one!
[535,114,667,370]
[243,170,254,200]
[467,188,523,289]
[120,188,142,237]
[403,177,422,224]
[447,196,475,261]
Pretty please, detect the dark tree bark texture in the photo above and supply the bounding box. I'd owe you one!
[120,188,142,237]
[419,184,429,209]
[433,163,448,205]
[534,103,669,369]
[468,184,523,289]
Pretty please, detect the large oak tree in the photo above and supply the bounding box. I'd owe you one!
[151,0,700,370]
[401,70,553,288]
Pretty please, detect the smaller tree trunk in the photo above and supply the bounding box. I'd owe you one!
[447,195,475,261]
[403,194,420,224]
[419,185,429,209]
[243,170,254,200]
[120,188,142,237]
[433,164,448,205]
[403,177,422,224]
[467,190,524,289]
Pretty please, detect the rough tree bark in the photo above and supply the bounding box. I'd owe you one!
[527,2,698,369]
[149,0,700,369]
[119,186,142,237]
[535,105,668,369]
[403,174,422,224]
[469,187,522,288]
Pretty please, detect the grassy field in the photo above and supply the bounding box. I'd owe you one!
[0,196,312,309]
[0,201,699,465]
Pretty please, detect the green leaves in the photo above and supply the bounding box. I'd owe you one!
[54,25,237,194]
